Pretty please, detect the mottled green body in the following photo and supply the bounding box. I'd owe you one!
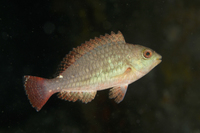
[56,43,133,90]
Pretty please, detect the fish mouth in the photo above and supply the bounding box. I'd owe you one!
[157,57,162,61]
[156,57,162,64]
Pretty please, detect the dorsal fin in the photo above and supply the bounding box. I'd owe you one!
[55,31,125,76]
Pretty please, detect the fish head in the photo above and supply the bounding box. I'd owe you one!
[128,44,162,75]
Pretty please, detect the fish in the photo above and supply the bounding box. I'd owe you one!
[24,31,162,111]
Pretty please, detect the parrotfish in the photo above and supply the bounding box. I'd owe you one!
[24,31,162,111]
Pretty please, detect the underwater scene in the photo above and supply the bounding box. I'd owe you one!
[1,0,200,133]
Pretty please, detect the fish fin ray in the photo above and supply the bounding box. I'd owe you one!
[109,85,128,103]
[58,90,97,103]
[54,31,125,77]
[24,76,56,111]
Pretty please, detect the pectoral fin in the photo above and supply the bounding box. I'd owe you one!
[109,85,128,103]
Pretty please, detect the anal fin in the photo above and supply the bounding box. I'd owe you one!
[58,90,97,103]
[109,85,128,103]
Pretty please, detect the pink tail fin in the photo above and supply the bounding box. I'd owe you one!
[24,75,54,111]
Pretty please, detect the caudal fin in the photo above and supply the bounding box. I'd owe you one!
[24,75,54,111]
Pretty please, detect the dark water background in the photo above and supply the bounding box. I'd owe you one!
[1,0,200,133]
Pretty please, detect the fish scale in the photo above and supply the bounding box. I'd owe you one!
[64,44,125,87]
[24,31,162,111]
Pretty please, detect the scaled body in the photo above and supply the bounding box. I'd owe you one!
[24,31,162,111]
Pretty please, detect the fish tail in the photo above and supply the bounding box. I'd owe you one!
[23,75,55,112]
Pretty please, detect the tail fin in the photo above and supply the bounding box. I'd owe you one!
[24,75,54,111]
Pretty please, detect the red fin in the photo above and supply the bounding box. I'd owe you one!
[109,85,128,103]
[55,31,125,76]
[24,76,55,111]
[57,91,97,103]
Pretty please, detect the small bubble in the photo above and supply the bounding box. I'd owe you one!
[136,119,140,123]
[43,22,55,34]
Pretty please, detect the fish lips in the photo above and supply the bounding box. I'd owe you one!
[156,56,162,64]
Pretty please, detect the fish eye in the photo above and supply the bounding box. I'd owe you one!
[143,49,152,59]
